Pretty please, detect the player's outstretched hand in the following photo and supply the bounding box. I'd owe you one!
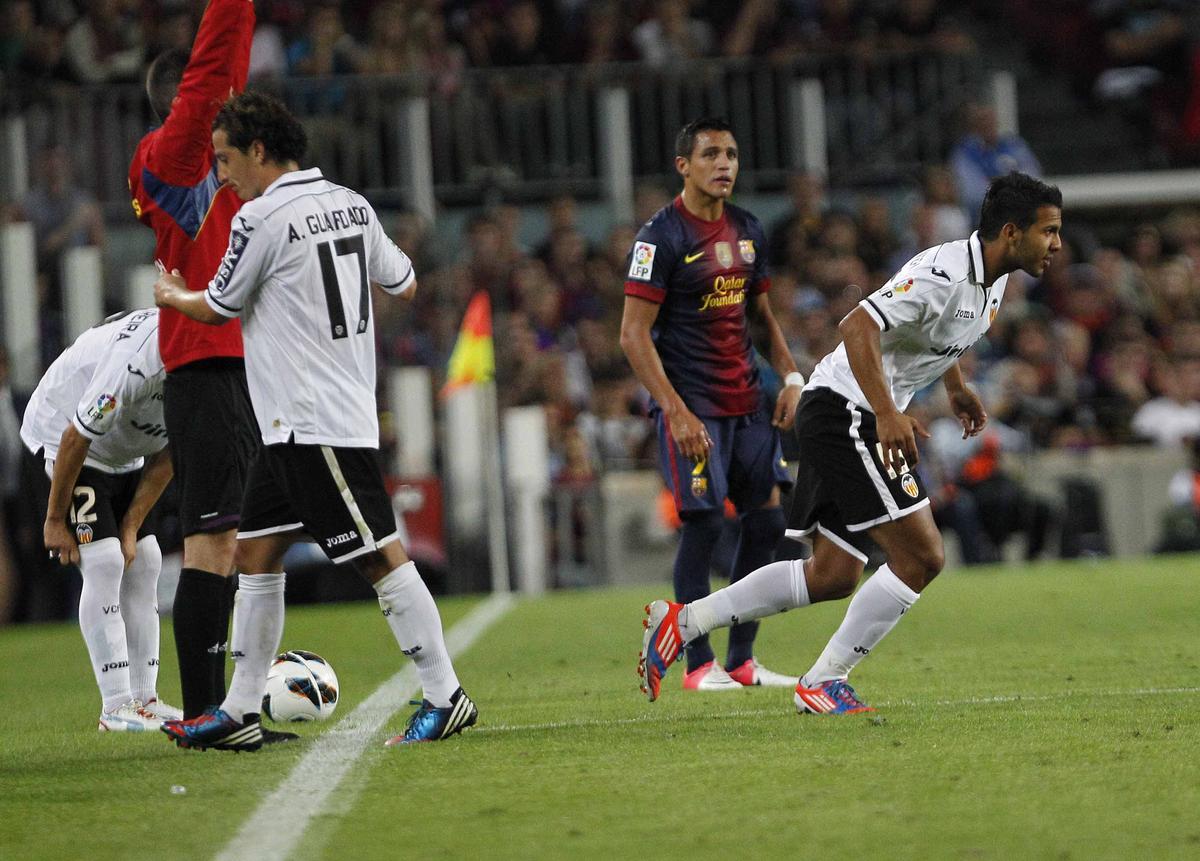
[44,519,80,567]
[668,404,712,462]
[875,410,930,473]
[949,387,988,439]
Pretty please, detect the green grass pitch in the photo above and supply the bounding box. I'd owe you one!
[1,556,1199,860]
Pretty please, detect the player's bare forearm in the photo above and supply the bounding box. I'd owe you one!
[839,306,898,418]
[619,295,711,458]
[942,361,968,395]
[751,293,799,380]
[619,297,686,416]
[840,305,928,468]
[751,294,803,428]
[942,362,988,438]
[45,426,91,565]
[47,426,90,522]
[154,271,228,325]
[119,447,173,539]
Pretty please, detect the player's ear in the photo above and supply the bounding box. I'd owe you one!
[675,155,689,178]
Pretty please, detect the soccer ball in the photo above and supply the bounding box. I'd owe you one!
[262,650,340,722]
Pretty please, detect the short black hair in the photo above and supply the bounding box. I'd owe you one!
[212,91,308,165]
[675,117,735,160]
[146,48,189,123]
[978,172,1063,240]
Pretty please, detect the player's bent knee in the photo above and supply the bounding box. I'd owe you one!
[78,537,126,583]
[133,536,162,575]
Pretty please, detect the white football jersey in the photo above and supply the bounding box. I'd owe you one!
[20,308,168,473]
[204,168,415,447]
[807,232,1007,413]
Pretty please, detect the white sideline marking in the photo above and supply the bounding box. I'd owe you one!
[475,685,1200,735]
[214,593,515,861]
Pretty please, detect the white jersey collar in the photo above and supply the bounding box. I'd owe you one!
[262,167,324,198]
[968,231,985,287]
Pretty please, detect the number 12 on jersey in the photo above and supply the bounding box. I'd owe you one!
[317,234,369,340]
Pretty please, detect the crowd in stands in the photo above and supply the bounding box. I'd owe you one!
[0,0,980,96]
[1006,0,1200,164]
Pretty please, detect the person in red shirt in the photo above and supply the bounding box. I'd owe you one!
[128,0,262,721]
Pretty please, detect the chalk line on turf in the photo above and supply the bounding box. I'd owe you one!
[214,592,515,861]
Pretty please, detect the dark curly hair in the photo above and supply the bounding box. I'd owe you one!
[978,172,1062,239]
[212,91,307,165]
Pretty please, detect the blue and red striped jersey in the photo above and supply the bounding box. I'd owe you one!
[624,196,771,417]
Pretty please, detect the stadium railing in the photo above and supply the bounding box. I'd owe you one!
[0,49,984,215]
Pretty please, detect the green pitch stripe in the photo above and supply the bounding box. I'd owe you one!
[214,593,515,861]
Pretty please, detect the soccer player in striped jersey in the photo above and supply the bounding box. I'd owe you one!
[641,173,1063,714]
[154,92,475,750]
[623,118,804,694]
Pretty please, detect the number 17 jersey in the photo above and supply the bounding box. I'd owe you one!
[204,167,415,448]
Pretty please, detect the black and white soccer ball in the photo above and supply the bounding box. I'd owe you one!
[262,650,339,722]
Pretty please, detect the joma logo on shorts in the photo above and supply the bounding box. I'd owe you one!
[326,531,358,547]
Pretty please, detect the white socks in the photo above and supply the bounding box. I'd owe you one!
[222,573,286,722]
[122,537,162,705]
[803,564,919,685]
[680,558,811,643]
[374,561,460,708]
[78,538,132,712]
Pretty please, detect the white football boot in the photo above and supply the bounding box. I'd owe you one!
[681,661,742,691]
[140,699,184,721]
[98,700,161,732]
[727,658,800,687]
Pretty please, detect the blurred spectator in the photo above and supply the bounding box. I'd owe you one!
[631,0,714,68]
[287,1,361,76]
[0,0,35,77]
[248,0,288,81]
[63,0,144,84]
[13,144,105,277]
[491,0,551,67]
[769,171,828,272]
[878,0,974,53]
[950,102,1043,217]
[361,2,425,75]
[1131,355,1200,447]
[922,164,971,243]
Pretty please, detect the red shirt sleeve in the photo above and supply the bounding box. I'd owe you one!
[146,0,255,184]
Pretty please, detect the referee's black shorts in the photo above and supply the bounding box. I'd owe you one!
[787,387,930,563]
[238,443,399,565]
[164,357,259,537]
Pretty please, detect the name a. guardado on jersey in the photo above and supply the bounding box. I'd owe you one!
[698,275,747,312]
[286,206,371,242]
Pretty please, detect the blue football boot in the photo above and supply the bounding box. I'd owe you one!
[385,687,477,746]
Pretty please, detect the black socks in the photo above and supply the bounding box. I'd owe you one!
[173,568,234,719]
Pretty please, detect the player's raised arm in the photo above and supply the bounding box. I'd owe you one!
[620,295,712,460]
[148,0,256,182]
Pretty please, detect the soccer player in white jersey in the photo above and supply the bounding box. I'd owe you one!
[152,91,476,750]
[640,172,1063,713]
[20,309,182,730]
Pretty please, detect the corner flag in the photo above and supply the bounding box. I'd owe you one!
[442,290,495,396]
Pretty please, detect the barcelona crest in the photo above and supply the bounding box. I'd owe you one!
[738,239,755,263]
[715,241,733,268]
